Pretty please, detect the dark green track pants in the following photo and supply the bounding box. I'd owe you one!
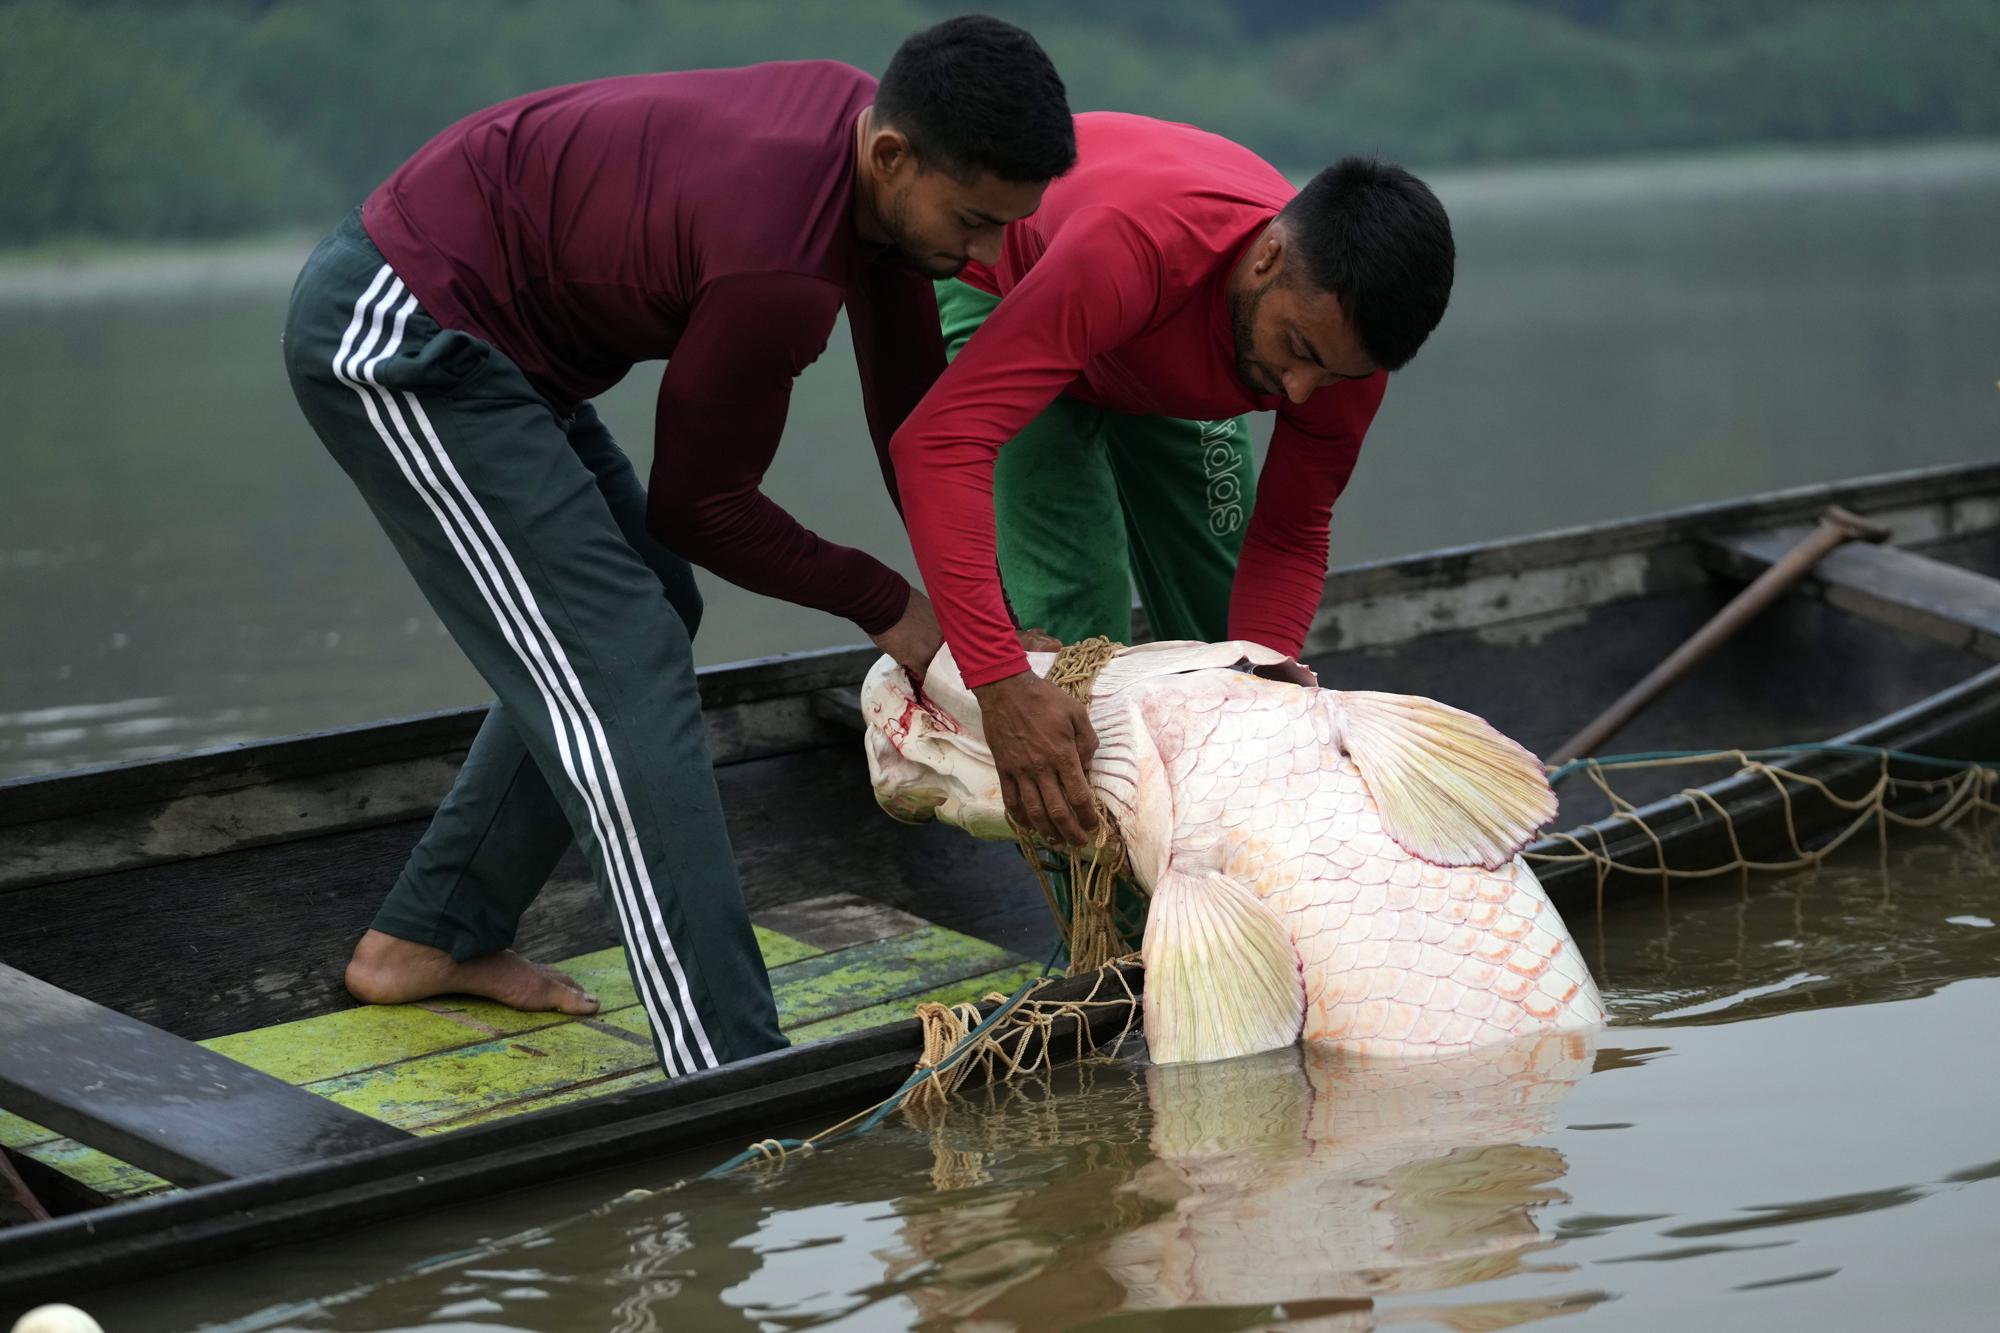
[935,278,1255,645]
[282,211,784,1074]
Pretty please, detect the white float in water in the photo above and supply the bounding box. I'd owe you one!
[10,1306,104,1333]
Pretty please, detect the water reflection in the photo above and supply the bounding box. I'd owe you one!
[874,1035,1602,1330]
[71,839,2000,1332]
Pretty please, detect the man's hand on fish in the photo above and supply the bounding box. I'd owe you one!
[1017,626,1062,652]
[972,669,1100,846]
[868,587,945,685]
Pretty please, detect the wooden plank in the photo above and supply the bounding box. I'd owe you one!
[786,961,1046,1044]
[595,924,1022,1037]
[6,1137,173,1204]
[0,644,882,831]
[200,1004,483,1086]
[753,893,932,952]
[417,1067,667,1135]
[0,697,855,892]
[0,965,408,1186]
[1707,529,2000,659]
[304,1023,654,1133]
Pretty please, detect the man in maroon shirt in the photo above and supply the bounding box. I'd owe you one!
[892,116,1455,849]
[280,18,1075,1073]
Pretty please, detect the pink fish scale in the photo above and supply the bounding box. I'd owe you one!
[1128,667,1603,1058]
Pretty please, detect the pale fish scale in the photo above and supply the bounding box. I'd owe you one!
[1035,659,1603,1056]
[1393,972,1438,1007]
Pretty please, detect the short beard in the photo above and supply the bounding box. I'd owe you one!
[880,187,966,280]
[1229,280,1274,397]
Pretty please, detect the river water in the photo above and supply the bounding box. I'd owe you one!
[3,142,1997,780]
[69,835,2000,1332]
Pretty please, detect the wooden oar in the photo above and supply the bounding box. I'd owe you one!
[1547,505,1893,766]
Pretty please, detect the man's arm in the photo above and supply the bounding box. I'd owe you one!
[889,208,1163,689]
[1227,372,1388,656]
[847,261,950,517]
[888,209,1163,844]
[647,271,910,635]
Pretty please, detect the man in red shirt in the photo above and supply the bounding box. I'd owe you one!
[281,18,1074,1073]
[892,115,1455,849]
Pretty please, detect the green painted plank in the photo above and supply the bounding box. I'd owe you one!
[411,926,822,1039]
[596,924,1020,1040]
[419,1066,667,1135]
[200,1005,479,1085]
[752,924,826,970]
[307,1022,654,1132]
[785,962,1046,1045]
[0,1111,58,1152]
[766,924,1020,1029]
[15,1137,175,1201]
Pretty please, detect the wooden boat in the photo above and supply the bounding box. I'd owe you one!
[6,458,2000,1306]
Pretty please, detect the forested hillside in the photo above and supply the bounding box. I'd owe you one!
[6,0,1996,245]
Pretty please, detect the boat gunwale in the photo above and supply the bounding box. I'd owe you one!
[7,458,1998,833]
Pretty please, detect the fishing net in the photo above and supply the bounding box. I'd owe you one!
[1527,745,2000,911]
[705,964,1143,1179]
[1007,635,1149,974]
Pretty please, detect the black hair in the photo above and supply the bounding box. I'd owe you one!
[874,15,1076,183]
[1280,158,1455,371]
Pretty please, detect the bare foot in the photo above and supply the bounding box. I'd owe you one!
[344,930,599,1016]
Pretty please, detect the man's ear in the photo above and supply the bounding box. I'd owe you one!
[1251,227,1286,280]
[867,125,915,179]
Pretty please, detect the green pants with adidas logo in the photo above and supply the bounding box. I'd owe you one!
[935,278,1255,646]
[282,209,785,1076]
[935,277,1256,951]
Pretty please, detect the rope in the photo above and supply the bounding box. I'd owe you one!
[1009,636,1141,975]
[701,962,1143,1180]
[1528,741,2000,904]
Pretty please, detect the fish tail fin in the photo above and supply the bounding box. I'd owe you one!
[1328,691,1557,869]
[1142,868,1304,1065]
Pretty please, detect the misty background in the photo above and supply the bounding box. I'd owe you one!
[3,0,1996,777]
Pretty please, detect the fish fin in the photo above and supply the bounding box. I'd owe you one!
[1085,700,1173,884]
[1142,867,1303,1065]
[1329,691,1557,868]
[1088,640,1315,699]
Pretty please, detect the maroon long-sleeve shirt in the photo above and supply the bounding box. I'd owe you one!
[891,113,1387,688]
[363,61,943,634]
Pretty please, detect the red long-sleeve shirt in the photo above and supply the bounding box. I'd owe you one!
[890,112,1386,687]
[363,61,942,635]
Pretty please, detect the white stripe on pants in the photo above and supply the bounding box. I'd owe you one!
[330,263,718,1072]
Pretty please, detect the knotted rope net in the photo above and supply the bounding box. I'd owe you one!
[1527,744,2000,911]
[1008,635,1145,975]
[705,964,1142,1179]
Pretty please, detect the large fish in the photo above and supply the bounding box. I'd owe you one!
[864,641,1605,1063]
